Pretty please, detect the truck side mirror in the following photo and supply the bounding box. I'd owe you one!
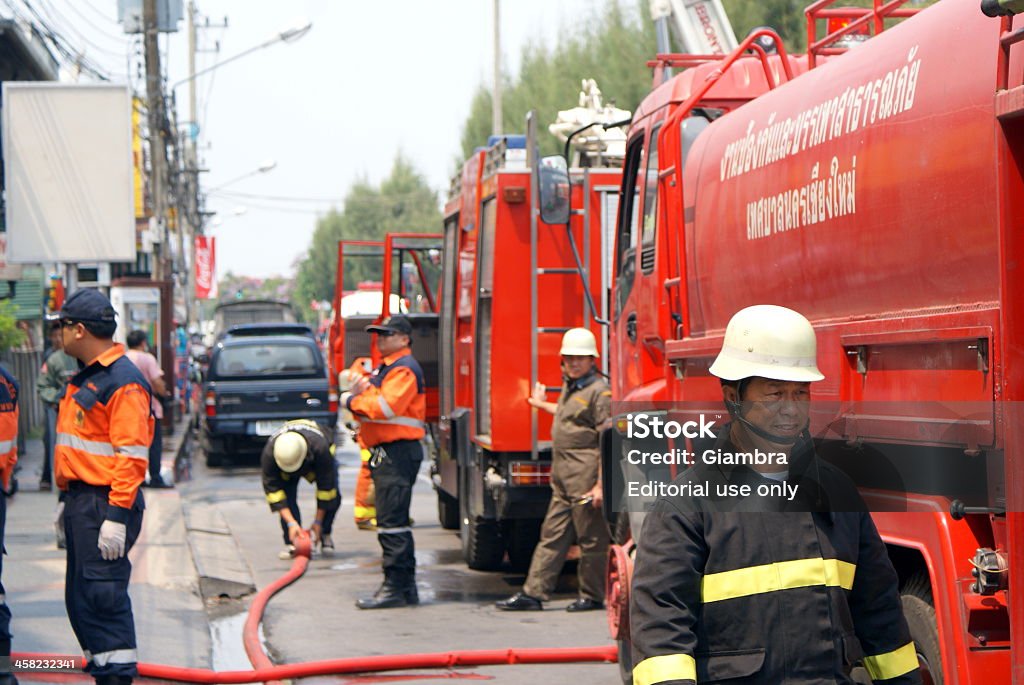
[537,155,570,226]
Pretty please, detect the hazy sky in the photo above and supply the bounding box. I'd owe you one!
[36,0,610,279]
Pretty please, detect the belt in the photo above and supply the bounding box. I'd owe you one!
[67,481,111,494]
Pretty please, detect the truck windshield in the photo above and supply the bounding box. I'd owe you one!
[215,342,319,377]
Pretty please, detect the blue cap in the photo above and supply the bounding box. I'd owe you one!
[365,315,412,336]
[60,288,117,324]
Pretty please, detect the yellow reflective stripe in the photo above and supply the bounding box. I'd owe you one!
[354,504,375,517]
[360,449,372,462]
[633,653,696,685]
[316,488,338,501]
[863,642,918,681]
[702,558,856,603]
[266,490,287,504]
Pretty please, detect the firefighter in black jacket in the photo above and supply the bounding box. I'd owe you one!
[261,420,340,558]
[629,305,922,685]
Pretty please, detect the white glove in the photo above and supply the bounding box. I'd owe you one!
[97,520,127,561]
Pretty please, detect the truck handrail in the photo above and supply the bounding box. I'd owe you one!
[806,0,920,69]
[997,16,1024,91]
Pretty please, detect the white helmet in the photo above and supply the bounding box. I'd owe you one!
[273,431,308,473]
[709,305,824,383]
[560,327,599,357]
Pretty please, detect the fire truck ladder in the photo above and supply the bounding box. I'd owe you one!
[524,112,598,461]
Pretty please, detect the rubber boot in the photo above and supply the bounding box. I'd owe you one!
[355,582,418,610]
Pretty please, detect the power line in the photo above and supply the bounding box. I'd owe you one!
[7,0,118,80]
[42,0,129,46]
[209,189,345,204]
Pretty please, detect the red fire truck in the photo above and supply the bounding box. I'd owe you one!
[547,0,1023,682]
[435,102,626,570]
[328,233,442,419]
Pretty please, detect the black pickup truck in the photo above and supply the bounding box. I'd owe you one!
[200,333,335,466]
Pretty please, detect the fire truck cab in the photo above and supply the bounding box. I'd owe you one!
[591,1,1024,683]
[436,95,627,570]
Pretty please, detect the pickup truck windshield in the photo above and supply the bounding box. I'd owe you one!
[215,342,319,377]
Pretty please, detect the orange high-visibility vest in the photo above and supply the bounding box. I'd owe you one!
[55,344,154,511]
[347,349,425,447]
[0,368,18,490]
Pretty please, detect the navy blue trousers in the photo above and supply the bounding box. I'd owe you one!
[64,483,143,679]
[371,439,423,586]
[0,490,11,662]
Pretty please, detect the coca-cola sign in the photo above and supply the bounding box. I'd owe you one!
[195,235,216,299]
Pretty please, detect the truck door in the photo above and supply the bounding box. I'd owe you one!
[330,239,385,383]
[612,127,651,399]
[381,233,443,423]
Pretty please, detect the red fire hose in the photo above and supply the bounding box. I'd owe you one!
[14,529,618,683]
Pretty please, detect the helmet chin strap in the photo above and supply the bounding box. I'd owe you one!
[725,381,806,446]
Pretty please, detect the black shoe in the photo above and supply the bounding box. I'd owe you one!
[496,591,544,611]
[356,584,417,610]
[93,676,131,685]
[38,480,52,492]
[143,478,174,489]
[566,597,604,612]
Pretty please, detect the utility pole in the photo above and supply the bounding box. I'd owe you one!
[492,0,502,136]
[143,0,167,281]
[185,0,198,327]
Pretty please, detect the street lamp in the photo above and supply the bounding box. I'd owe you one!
[170,18,313,93]
[208,206,248,228]
[206,160,277,192]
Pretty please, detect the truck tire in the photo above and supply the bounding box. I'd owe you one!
[205,449,224,468]
[503,518,542,572]
[437,490,460,530]
[617,638,633,685]
[901,573,942,685]
[459,494,503,570]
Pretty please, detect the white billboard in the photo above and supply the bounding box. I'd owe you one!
[3,83,136,263]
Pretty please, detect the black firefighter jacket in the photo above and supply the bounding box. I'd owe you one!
[629,429,922,685]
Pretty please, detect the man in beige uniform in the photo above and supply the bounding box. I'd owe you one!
[496,328,611,612]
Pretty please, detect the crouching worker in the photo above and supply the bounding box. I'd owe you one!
[261,419,340,559]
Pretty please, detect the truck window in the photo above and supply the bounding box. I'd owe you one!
[440,216,459,418]
[680,114,711,169]
[613,136,644,319]
[476,198,497,436]
[640,124,661,273]
[640,125,660,247]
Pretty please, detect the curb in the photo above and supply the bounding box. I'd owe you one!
[182,499,257,602]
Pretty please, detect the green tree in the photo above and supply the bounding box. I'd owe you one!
[459,0,940,162]
[460,0,656,160]
[0,301,25,353]
[292,154,441,321]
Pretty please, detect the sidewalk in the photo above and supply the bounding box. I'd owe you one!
[6,418,209,673]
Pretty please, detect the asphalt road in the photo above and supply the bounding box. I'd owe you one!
[187,435,624,684]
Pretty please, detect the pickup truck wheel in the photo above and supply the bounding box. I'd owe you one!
[459,494,503,570]
[503,518,542,572]
[437,490,459,530]
[205,450,224,468]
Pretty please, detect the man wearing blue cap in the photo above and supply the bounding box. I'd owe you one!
[54,289,153,685]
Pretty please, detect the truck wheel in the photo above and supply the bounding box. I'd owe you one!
[617,638,633,685]
[901,573,943,685]
[503,518,542,572]
[459,496,503,570]
[205,450,223,468]
[437,490,459,530]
